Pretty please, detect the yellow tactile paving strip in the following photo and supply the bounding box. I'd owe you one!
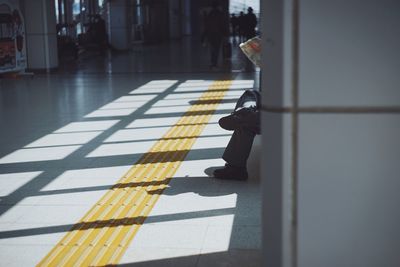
[37,80,232,267]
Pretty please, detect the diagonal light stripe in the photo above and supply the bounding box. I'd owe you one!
[36,80,232,267]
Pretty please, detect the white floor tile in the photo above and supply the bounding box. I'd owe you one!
[173,159,225,178]
[145,106,189,115]
[86,140,154,157]
[0,171,43,197]
[202,225,234,251]
[0,244,54,267]
[0,146,81,164]
[54,120,119,133]
[115,95,157,102]
[85,108,138,118]
[0,38,260,266]
[149,193,237,218]
[25,132,102,148]
[131,223,209,249]
[191,136,231,150]
[0,222,66,245]
[120,247,201,267]
[105,127,170,142]
[33,190,106,206]
[126,117,182,128]
[11,205,90,225]
[40,166,131,191]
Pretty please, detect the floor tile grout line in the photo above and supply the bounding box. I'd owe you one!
[261,105,400,114]
[36,80,232,267]
[37,93,207,266]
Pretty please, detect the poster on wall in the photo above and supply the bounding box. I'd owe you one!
[0,0,26,73]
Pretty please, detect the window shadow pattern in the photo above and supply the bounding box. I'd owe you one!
[0,77,261,266]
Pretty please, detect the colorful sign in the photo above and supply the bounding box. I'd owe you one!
[0,0,26,73]
[239,36,261,67]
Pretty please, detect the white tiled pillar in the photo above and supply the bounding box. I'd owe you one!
[107,0,131,50]
[168,0,181,39]
[260,0,294,266]
[261,0,400,267]
[23,0,58,70]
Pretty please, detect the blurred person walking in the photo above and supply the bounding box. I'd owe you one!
[237,11,246,42]
[244,7,257,40]
[204,1,228,69]
[230,13,239,43]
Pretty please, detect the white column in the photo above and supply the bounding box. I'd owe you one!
[24,0,58,70]
[108,0,130,50]
[261,0,294,266]
[181,0,191,35]
[168,0,181,39]
[66,0,75,37]
[261,0,400,267]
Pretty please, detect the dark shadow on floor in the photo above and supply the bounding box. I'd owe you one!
[0,71,260,266]
[114,249,262,267]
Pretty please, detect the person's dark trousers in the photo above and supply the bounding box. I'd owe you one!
[209,36,222,66]
[222,127,256,168]
[245,31,256,41]
[220,89,261,168]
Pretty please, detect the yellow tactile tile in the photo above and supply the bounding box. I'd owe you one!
[37,80,232,267]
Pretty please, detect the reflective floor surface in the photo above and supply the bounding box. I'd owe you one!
[0,37,261,266]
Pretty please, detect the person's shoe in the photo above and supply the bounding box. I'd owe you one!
[213,164,248,181]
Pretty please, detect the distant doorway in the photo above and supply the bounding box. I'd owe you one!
[229,0,260,43]
[229,0,259,15]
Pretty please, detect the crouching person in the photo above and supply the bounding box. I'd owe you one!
[214,89,260,181]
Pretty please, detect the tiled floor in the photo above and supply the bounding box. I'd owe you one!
[0,37,261,266]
